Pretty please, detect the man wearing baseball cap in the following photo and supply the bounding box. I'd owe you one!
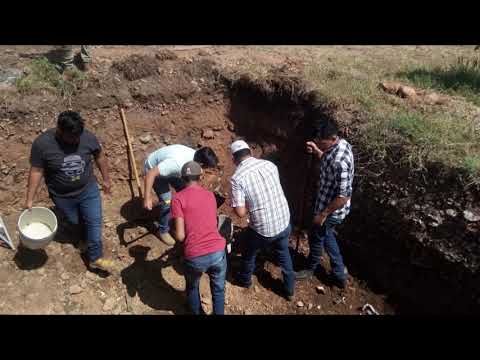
[170,161,227,315]
[229,140,295,301]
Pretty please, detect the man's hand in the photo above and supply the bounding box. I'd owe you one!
[306,141,323,159]
[313,212,328,227]
[143,197,153,211]
[102,180,112,195]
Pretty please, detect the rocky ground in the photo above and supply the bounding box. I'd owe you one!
[0,46,396,315]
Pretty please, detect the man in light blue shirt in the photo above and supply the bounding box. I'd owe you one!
[143,145,219,245]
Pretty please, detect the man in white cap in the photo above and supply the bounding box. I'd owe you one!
[229,140,295,301]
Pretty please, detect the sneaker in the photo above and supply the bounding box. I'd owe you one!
[89,257,117,274]
[155,231,176,246]
[295,269,314,280]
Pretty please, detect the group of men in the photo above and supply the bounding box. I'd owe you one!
[25,109,354,315]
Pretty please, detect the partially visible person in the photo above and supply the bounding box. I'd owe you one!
[143,144,219,246]
[55,45,92,78]
[295,116,354,289]
[229,140,295,301]
[170,161,227,315]
[25,111,115,273]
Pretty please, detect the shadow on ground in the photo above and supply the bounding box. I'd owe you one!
[14,246,48,270]
[121,244,189,314]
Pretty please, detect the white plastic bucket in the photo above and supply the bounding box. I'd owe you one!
[17,207,58,250]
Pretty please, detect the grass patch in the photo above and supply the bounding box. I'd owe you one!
[397,55,480,106]
[361,110,480,182]
[15,57,87,98]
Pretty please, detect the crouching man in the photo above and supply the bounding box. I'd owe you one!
[143,144,219,246]
[25,111,116,273]
[170,161,227,315]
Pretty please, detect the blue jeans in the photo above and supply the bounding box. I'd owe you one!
[151,175,186,234]
[307,216,346,282]
[184,250,227,315]
[239,224,295,296]
[50,181,103,262]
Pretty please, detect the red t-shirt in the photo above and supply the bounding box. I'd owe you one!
[170,184,226,259]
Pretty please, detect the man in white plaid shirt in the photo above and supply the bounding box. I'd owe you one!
[296,117,354,289]
[230,140,295,301]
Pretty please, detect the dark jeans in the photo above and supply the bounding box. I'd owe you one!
[50,181,103,262]
[238,224,295,296]
[184,250,227,315]
[152,176,186,234]
[307,216,346,282]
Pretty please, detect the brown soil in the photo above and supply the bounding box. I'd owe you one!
[0,46,398,315]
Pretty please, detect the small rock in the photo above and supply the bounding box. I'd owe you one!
[296,301,304,308]
[103,298,116,312]
[445,209,458,218]
[379,81,402,94]
[316,286,326,295]
[463,209,480,222]
[139,134,152,144]
[397,85,416,98]
[2,168,9,175]
[425,92,441,104]
[61,273,70,281]
[307,303,313,310]
[254,285,260,293]
[212,125,223,131]
[317,305,322,310]
[201,297,212,306]
[202,129,215,139]
[69,285,83,295]
[161,111,168,116]
[96,93,103,98]
[227,123,235,132]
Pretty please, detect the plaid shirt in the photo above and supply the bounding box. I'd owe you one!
[231,157,290,237]
[314,138,354,220]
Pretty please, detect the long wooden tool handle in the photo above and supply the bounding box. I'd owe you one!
[119,108,143,198]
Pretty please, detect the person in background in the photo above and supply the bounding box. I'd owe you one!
[143,144,219,246]
[170,161,227,315]
[295,116,354,289]
[25,111,115,273]
[55,45,93,77]
[229,140,295,301]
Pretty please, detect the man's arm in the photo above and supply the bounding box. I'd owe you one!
[231,177,248,218]
[306,141,324,160]
[94,149,111,194]
[313,196,350,226]
[172,217,186,242]
[25,166,44,209]
[143,167,160,210]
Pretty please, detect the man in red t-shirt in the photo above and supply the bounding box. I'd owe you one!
[170,161,226,315]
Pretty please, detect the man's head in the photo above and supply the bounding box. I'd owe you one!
[181,161,203,183]
[230,140,252,165]
[193,147,219,169]
[56,111,84,145]
[312,116,339,152]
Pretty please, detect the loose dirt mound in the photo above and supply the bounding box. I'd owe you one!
[112,54,159,81]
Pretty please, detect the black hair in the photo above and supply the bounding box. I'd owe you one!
[182,174,201,183]
[57,111,84,136]
[311,111,339,140]
[233,148,251,163]
[194,147,219,168]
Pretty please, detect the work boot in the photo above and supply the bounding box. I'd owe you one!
[89,257,117,274]
[295,269,314,280]
[155,231,176,246]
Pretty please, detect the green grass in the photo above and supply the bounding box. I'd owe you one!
[396,55,480,106]
[15,57,87,98]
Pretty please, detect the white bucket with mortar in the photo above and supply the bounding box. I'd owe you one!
[17,207,58,250]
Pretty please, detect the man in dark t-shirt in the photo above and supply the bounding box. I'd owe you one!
[25,111,116,273]
[170,161,227,315]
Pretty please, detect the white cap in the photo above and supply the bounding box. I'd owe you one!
[230,140,250,155]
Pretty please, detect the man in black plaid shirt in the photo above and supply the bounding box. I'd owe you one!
[296,117,354,289]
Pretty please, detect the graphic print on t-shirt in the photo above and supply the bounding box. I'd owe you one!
[60,154,86,182]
